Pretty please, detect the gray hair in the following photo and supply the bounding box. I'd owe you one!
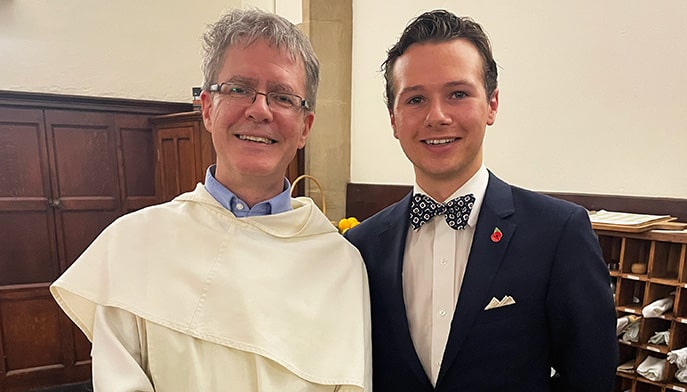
[201,8,320,111]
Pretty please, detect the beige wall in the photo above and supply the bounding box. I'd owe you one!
[0,0,245,102]
[1,1,685,205]
[351,1,687,199]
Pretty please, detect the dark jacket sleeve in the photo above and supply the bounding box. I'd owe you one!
[546,206,619,391]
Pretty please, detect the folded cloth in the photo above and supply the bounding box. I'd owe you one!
[648,330,670,345]
[617,359,635,374]
[668,346,687,369]
[677,368,687,383]
[636,356,665,381]
[617,315,639,335]
[621,318,642,342]
[642,296,674,318]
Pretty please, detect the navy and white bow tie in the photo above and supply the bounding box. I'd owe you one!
[410,193,476,230]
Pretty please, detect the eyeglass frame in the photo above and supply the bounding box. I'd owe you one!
[208,82,312,112]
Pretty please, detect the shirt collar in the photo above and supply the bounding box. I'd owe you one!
[204,165,292,217]
[413,164,489,227]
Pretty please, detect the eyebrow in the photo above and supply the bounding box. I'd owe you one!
[398,80,476,96]
[223,76,296,93]
[226,76,258,86]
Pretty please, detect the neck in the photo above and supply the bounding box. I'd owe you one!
[417,167,480,202]
[215,169,285,208]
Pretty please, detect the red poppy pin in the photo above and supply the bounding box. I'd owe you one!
[491,227,502,243]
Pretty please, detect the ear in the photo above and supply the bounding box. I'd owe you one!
[200,90,214,133]
[390,110,399,139]
[297,111,315,149]
[486,88,499,126]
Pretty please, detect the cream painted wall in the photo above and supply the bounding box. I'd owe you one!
[351,1,687,198]
[0,0,284,102]
[2,1,685,199]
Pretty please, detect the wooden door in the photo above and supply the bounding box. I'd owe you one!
[0,108,123,391]
[0,107,72,391]
[156,122,202,203]
[45,110,123,388]
[116,114,158,213]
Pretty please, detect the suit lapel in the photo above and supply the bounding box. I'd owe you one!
[437,173,517,386]
[377,192,433,385]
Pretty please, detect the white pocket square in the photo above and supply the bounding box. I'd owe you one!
[484,295,516,310]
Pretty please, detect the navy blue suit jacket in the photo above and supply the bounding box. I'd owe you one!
[345,172,618,391]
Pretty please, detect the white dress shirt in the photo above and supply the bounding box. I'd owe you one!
[402,165,488,385]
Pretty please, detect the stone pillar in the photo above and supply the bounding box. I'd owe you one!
[299,0,352,222]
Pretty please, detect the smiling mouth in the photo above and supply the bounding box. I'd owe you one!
[423,138,456,145]
[237,134,276,144]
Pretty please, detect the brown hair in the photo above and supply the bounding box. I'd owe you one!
[382,9,498,110]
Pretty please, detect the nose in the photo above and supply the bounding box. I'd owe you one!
[244,92,273,122]
[424,99,452,128]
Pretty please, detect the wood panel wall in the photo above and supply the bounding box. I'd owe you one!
[0,90,190,392]
[346,183,687,223]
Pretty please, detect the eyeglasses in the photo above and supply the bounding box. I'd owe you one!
[209,82,311,112]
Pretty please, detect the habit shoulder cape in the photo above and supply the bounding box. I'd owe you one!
[50,184,371,390]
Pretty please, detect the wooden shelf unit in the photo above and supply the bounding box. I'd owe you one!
[598,228,687,392]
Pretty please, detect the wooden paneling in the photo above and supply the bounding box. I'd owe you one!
[0,212,57,285]
[158,122,196,197]
[546,192,687,223]
[345,183,687,223]
[0,285,62,372]
[44,110,121,274]
[345,183,412,220]
[117,114,157,212]
[45,110,120,202]
[0,108,59,286]
[151,112,216,203]
[0,91,189,391]
[0,284,89,392]
[157,125,200,202]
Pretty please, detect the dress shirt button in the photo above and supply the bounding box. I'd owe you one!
[236,203,245,211]
[439,310,447,317]
[440,258,448,265]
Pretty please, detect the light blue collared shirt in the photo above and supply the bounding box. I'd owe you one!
[204,165,292,217]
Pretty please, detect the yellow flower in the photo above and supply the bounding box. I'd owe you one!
[338,217,360,233]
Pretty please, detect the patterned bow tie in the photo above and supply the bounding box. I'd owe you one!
[410,193,476,230]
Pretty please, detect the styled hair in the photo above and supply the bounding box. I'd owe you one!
[201,8,320,111]
[382,9,498,111]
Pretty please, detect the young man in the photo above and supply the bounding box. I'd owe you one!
[345,9,617,391]
[51,9,371,391]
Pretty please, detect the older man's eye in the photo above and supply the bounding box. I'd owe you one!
[228,86,250,95]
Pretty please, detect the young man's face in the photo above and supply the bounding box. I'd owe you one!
[390,38,498,193]
[201,39,314,193]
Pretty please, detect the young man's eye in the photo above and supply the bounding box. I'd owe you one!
[406,96,424,105]
[451,91,467,99]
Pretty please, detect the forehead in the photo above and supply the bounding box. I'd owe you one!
[392,39,485,90]
[216,39,306,88]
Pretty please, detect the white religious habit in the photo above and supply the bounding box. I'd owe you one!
[51,184,372,391]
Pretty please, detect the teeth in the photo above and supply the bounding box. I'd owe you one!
[425,138,455,145]
[238,135,274,144]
